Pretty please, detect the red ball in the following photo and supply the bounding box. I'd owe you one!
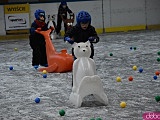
[128,76,133,81]
[155,71,160,76]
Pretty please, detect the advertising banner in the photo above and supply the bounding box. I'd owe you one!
[4,4,30,30]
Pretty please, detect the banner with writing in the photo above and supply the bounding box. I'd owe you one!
[4,4,30,30]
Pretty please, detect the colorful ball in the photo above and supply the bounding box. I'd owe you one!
[128,76,133,81]
[43,74,47,78]
[14,48,18,51]
[42,70,47,74]
[120,101,127,108]
[132,66,137,71]
[9,66,13,70]
[155,96,160,102]
[35,97,40,103]
[139,68,143,73]
[109,53,113,56]
[59,109,65,116]
[157,51,160,55]
[155,71,160,76]
[116,77,121,82]
[157,58,160,62]
[153,75,157,80]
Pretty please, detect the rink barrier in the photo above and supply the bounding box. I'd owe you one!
[105,25,146,33]
[0,24,160,40]
[0,34,29,40]
[147,24,160,30]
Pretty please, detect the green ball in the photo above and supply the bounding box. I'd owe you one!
[158,51,160,55]
[59,109,65,116]
[155,96,160,102]
[96,118,102,120]
[133,47,136,50]
[110,53,113,56]
[157,58,160,62]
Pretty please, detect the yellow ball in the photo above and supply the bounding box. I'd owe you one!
[132,65,137,70]
[14,48,18,51]
[120,101,127,108]
[116,77,121,82]
[42,70,47,74]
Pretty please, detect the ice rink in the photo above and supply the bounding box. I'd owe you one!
[0,30,160,120]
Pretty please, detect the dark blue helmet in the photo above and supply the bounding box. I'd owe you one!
[61,1,67,5]
[76,11,91,25]
[34,9,45,20]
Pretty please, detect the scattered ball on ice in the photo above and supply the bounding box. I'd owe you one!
[43,74,47,78]
[155,71,160,76]
[116,77,121,82]
[128,76,133,81]
[35,97,40,103]
[139,68,143,73]
[132,65,137,71]
[109,53,113,56]
[14,48,18,51]
[9,66,13,70]
[153,75,157,80]
[155,96,160,102]
[120,101,127,108]
[42,70,47,74]
[59,109,65,116]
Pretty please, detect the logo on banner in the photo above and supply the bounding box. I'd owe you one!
[143,112,160,120]
[8,16,26,24]
[6,6,25,12]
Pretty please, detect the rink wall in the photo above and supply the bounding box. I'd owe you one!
[0,0,160,38]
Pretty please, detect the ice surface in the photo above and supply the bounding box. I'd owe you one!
[0,30,160,120]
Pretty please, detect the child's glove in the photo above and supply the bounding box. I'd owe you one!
[88,36,97,42]
[64,37,74,44]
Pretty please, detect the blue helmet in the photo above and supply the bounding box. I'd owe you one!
[76,11,91,25]
[61,1,67,6]
[34,9,45,20]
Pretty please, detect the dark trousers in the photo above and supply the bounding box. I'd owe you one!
[56,14,67,34]
[29,35,47,66]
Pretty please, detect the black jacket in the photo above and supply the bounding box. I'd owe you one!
[58,5,72,19]
[64,24,99,43]
[29,20,48,46]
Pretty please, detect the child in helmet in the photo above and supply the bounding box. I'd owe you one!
[64,10,99,59]
[29,9,48,68]
[56,1,73,35]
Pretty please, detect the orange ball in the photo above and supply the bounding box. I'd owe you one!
[128,76,133,81]
[155,71,160,76]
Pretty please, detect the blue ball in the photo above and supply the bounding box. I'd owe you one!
[43,74,47,78]
[35,97,40,103]
[9,66,13,70]
[153,75,157,80]
[139,68,143,73]
[130,47,132,50]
